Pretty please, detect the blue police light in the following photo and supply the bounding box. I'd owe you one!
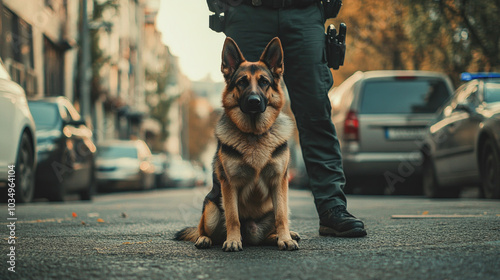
[461,72,500,81]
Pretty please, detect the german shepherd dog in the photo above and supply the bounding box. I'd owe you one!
[175,37,299,251]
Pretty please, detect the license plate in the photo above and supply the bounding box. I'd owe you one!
[385,127,426,140]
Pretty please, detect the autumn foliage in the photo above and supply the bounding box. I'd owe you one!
[332,0,500,86]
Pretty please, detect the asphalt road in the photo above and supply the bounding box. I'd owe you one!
[1,187,499,280]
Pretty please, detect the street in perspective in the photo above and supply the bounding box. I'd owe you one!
[0,188,499,279]
[1,0,500,279]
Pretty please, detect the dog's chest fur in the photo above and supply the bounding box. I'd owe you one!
[215,113,293,188]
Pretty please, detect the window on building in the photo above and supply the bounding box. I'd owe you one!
[1,7,36,96]
[44,36,64,96]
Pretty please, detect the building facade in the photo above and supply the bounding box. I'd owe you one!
[0,0,79,99]
[0,0,191,158]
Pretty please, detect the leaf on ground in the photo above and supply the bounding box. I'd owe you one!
[97,218,105,223]
[72,212,78,218]
[422,211,429,215]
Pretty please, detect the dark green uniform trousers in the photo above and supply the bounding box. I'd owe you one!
[207,2,347,216]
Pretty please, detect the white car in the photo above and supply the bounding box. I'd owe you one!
[0,59,37,202]
[164,157,197,188]
[96,140,156,191]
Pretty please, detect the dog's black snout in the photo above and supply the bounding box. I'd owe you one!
[240,93,267,114]
[248,95,261,106]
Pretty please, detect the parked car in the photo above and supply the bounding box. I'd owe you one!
[164,157,197,188]
[192,164,208,187]
[0,58,37,203]
[28,97,96,201]
[329,70,454,194]
[151,153,168,188]
[420,73,500,198]
[96,140,155,191]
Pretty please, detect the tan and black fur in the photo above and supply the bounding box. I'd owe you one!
[175,37,299,251]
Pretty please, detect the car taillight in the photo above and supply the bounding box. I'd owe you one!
[395,76,416,80]
[344,110,359,141]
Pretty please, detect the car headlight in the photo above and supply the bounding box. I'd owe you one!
[37,141,57,153]
[36,130,61,153]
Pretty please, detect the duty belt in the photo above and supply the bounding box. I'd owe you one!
[229,0,317,9]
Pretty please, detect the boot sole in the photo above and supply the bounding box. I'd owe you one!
[319,225,367,237]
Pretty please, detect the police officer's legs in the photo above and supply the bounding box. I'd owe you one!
[222,3,366,237]
[279,4,346,215]
[224,5,277,61]
[277,4,365,237]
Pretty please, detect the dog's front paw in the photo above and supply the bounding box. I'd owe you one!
[290,231,301,242]
[222,239,243,252]
[278,239,299,251]
[195,236,212,249]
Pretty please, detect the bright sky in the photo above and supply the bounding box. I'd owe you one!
[156,1,226,82]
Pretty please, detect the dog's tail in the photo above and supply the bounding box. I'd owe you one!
[174,227,198,242]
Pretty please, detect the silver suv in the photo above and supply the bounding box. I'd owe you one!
[330,70,454,194]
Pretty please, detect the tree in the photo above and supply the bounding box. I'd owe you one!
[146,47,179,150]
[187,97,218,162]
[90,0,118,102]
[406,0,500,84]
[333,0,413,85]
[331,1,500,87]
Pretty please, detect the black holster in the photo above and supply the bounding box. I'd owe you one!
[207,0,227,33]
[326,23,346,69]
[322,0,342,20]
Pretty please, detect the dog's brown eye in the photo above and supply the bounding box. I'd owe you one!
[237,78,249,88]
[259,78,270,87]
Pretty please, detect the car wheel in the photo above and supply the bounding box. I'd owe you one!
[80,163,95,201]
[422,158,438,198]
[16,133,35,203]
[348,177,384,195]
[149,175,156,189]
[422,157,460,198]
[141,174,154,190]
[48,181,66,202]
[480,139,500,199]
[384,179,422,196]
[48,147,75,201]
[139,173,147,190]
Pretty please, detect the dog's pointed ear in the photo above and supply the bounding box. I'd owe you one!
[221,37,245,80]
[259,37,283,76]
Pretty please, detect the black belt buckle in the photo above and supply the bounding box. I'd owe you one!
[251,0,288,9]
